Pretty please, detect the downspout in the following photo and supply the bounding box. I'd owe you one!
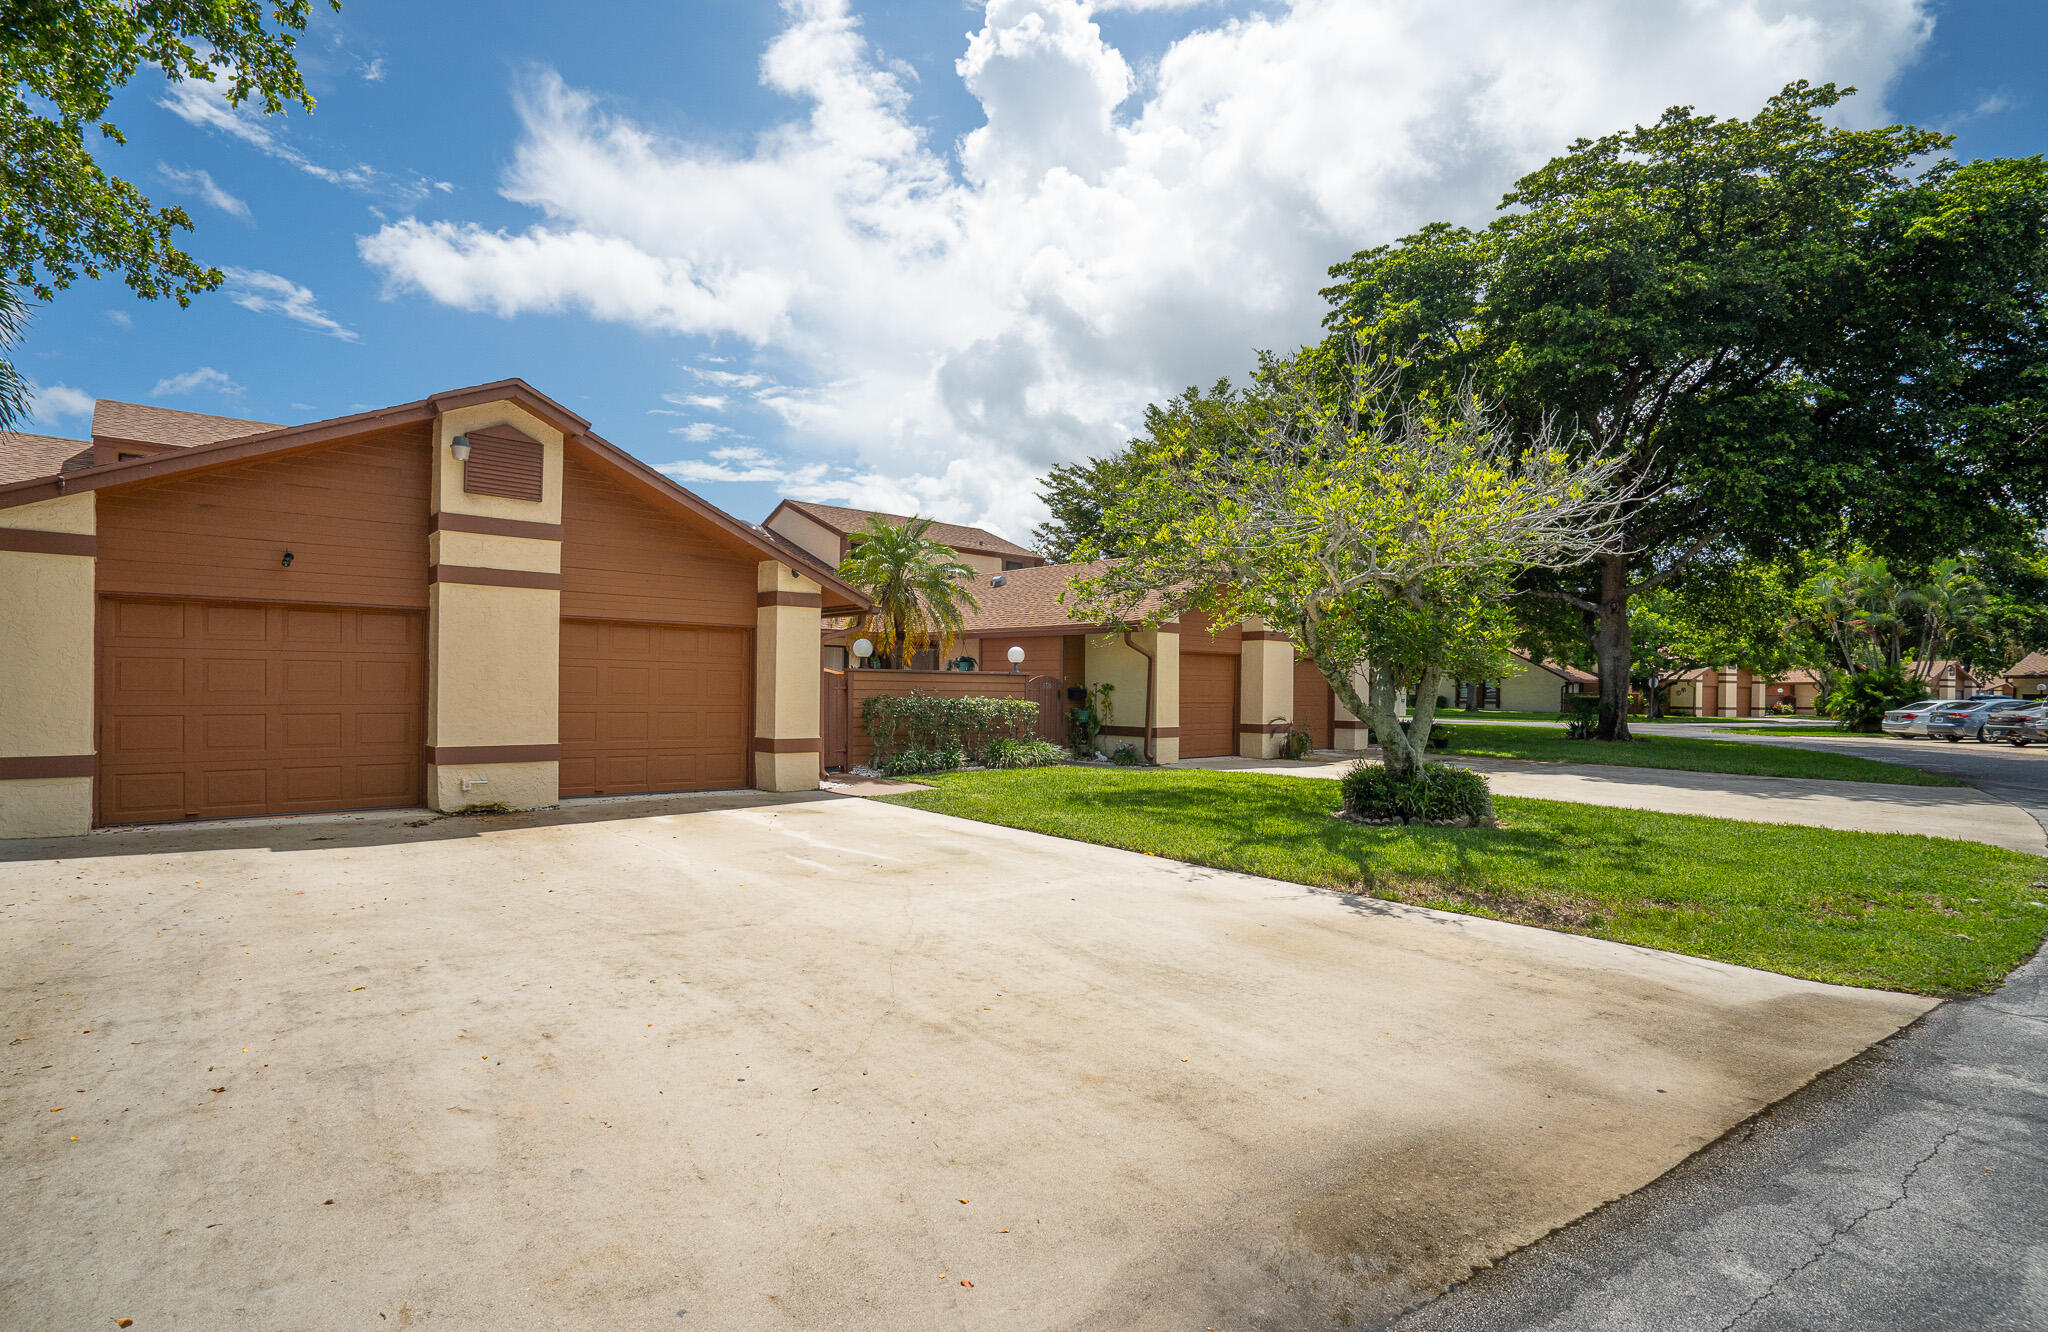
[1123,631,1156,763]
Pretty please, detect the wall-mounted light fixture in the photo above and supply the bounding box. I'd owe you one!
[280,551,295,568]
[450,434,472,462]
[1007,645,1025,673]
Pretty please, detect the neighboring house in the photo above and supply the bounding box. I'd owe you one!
[1449,652,1596,712]
[2003,650,2048,699]
[0,381,863,840]
[1657,658,1993,717]
[763,500,1046,579]
[937,557,1370,761]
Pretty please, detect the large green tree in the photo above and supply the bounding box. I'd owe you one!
[0,0,334,425]
[1321,81,2048,740]
[1068,347,1635,779]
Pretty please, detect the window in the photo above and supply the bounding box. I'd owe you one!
[1002,560,1027,571]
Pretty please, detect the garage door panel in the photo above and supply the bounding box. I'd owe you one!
[560,618,749,798]
[99,598,424,825]
[1180,652,1238,759]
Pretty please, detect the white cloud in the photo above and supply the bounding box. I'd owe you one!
[28,383,94,428]
[106,310,133,329]
[669,422,737,443]
[150,366,244,397]
[156,164,250,218]
[361,0,1933,541]
[159,77,450,206]
[222,267,360,341]
[362,57,387,82]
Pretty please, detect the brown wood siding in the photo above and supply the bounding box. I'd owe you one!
[1062,635,1086,689]
[1180,653,1239,758]
[559,449,757,626]
[973,634,1064,677]
[97,598,425,824]
[559,619,751,797]
[96,425,433,609]
[1180,609,1242,654]
[1293,658,1333,748]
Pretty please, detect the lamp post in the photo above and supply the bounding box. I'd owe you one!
[852,637,874,670]
[1006,645,1025,674]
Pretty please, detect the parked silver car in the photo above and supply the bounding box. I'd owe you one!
[1880,699,1948,738]
[1983,702,2048,747]
[1925,698,2033,742]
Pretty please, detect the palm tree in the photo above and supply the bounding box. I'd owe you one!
[837,515,981,669]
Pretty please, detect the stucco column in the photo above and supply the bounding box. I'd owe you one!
[1149,626,1180,765]
[0,494,97,837]
[425,402,565,812]
[1238,620,1295,758]
[754,561,823,792]
[1333,666,1372,751]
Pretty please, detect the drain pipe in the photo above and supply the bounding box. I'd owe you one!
[1123,631,1156,763]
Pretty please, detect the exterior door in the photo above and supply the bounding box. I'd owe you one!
[559,620,750,797]
[1180,652,1239,758]
[1293,658,1333,748]
[97,597,425,825]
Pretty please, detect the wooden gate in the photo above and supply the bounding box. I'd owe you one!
[821,667,850,770]
[1027,674,1065,746]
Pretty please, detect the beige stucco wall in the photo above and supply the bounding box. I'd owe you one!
[1,493,97,838]
[762,508,844,571]
[427,760,558,813]
[754,561,822,793]
[1333,665,1370,748]
[956,550,1004,579]
[1496,659,1568,713]
[1239,623,1295,758]
[434,402,566,524]
[430,529,562,574]
[1081,627,1181,762]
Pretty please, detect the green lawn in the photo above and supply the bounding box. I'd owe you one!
[1443,723,1955,786]
[885,767,2048,994]
[1716,725,1860,738]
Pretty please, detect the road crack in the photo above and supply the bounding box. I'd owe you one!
[1719,1127,1961,1331]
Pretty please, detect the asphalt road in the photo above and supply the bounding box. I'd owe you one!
[1390,726,2048,1332]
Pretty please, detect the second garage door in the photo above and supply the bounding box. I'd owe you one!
[559,620,750,797]
[1180,652,1239,758]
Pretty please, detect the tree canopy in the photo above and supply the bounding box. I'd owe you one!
[0,0,334,425]
[838,515,982,670]
[1320,81,2048,739]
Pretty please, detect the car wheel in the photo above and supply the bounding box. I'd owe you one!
[1945,735,1961,743]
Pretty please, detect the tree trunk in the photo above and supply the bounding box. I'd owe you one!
[1593,553,1633,742]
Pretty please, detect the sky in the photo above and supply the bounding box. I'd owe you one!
[17,0,2046,545]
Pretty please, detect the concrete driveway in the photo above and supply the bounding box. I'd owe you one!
[2,793,1932,1330]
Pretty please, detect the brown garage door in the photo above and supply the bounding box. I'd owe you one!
[559,620,750,797]
[1294,658,1333,749]
[1180,652,1239,758]
[97,598,425,825]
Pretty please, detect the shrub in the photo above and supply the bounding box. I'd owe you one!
[978,737,1067,769]
[882,743,967,777]
[1109,743,1142,766]
[1067,681,1116,756]
[1819,664,1923,733]
[1339,760,1494,826]
[862,692,1039,767]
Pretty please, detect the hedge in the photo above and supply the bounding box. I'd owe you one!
[861,693,1041,770]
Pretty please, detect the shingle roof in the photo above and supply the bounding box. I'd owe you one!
[2005,649,2048,678]
[92,399,279,449]
[779,499,1039,561]
[0,431,94,483]
[1511,651,1597,684]
[960,559,1169,634]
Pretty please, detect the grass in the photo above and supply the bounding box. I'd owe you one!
[1432,709,1743,724]
[1442,723,1956,787]
[1717,725,1859,738]
[885,767,2048,994]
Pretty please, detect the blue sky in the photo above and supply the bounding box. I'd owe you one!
[18,0,2045,542]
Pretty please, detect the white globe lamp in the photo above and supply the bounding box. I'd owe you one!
[852,637,874,668]
[1006,645,1026,673]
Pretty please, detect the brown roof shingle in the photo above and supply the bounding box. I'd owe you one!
[2005,649,2048,679]
[779,499,1039,561]
[92,399,279,449]
[960,559,1168,634]
[0,431,94,483]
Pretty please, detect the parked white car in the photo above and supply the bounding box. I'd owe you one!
[1880,699,1947,738]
